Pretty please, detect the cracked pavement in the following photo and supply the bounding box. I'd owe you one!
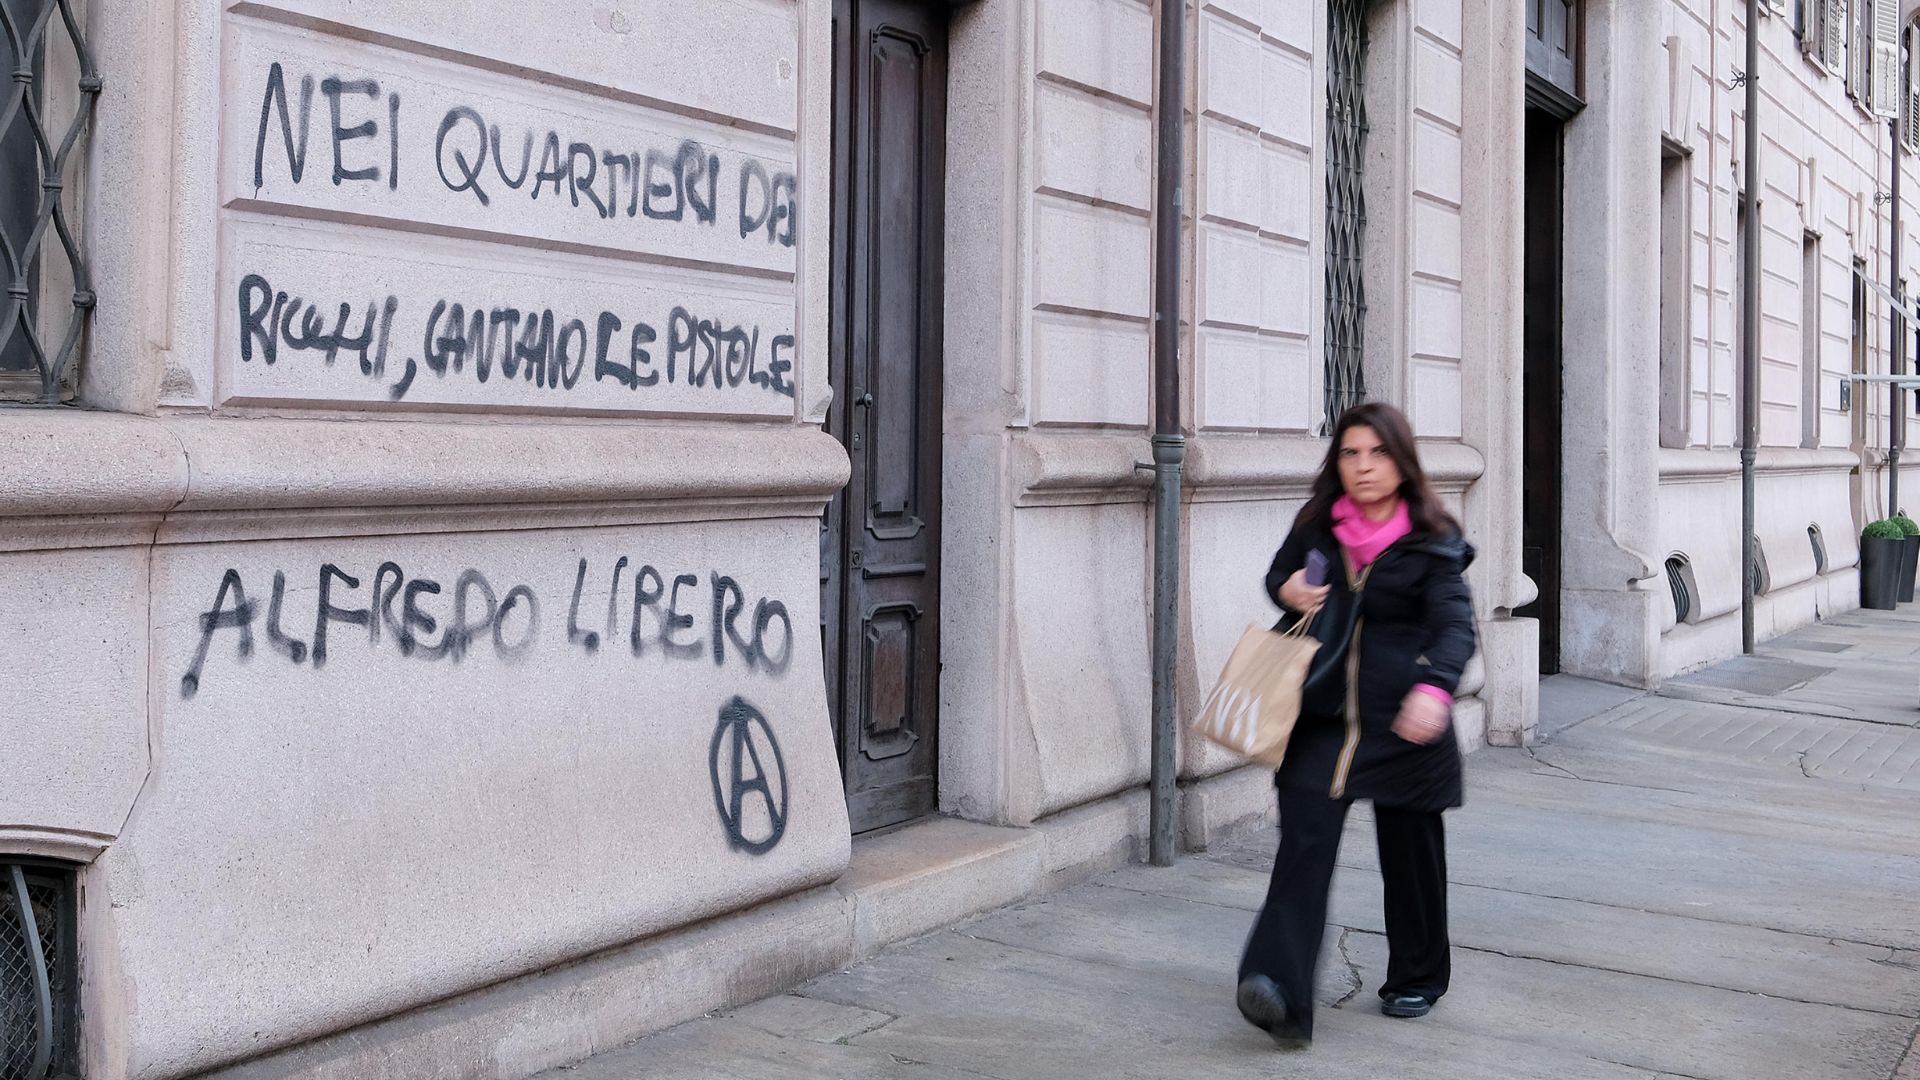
[542,611,1920,1079]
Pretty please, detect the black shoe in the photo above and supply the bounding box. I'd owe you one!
[1237,975,1311,1046]
[1381,993,1432,1018]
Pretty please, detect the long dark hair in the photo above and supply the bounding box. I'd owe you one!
[1297,403,1458,536]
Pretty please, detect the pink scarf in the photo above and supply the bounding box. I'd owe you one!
[1331,495,1412,568]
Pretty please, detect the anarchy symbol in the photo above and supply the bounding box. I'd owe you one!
[709,696,789,855]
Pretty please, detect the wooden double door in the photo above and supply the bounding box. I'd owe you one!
[822,0,949,833]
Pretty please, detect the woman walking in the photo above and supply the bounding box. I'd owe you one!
[1235,402,1477,1047]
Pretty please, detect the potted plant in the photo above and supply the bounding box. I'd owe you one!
[1896,513,1920,604]
[1861,519,1906,611]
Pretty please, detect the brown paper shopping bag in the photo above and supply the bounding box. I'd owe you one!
[1190,619,1320,768]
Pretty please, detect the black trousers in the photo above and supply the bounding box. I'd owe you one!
[1237,785,1450,1036]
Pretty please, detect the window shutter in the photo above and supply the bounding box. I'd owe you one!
[1831,0,1852,79]
[1907,27,1920,151]
[1873,0,1901,117]
[1803,0,1825,59]
[1854,1,1873,101]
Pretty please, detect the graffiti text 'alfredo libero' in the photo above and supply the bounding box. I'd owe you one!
[178,558,793,699]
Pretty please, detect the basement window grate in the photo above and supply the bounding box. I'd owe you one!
[1809,524,1829,575]
[1665,555,1695,624]
[1,862,76,1080]
[1323,0,1368,433]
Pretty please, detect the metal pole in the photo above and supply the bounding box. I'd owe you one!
[1148,0,1186,868]
[1890,119,1905,520]
[1740,0,1759,655]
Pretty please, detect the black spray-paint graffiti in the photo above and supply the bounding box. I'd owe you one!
[178,560,793,699]
[709,697,788,855]
[235,273,796,403]
[253,62,798,247]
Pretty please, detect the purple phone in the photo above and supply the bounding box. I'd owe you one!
[1305,549,1330,587]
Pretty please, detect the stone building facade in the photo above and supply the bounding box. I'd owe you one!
[1529,0,1920,686]
[25,0,1905,1076]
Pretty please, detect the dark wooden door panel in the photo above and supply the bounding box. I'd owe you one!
[826,0,946,833]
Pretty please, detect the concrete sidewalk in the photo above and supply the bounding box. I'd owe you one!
[543,611,1920,1080]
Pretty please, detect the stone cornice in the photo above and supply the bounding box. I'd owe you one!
[1657,446,1862,481]
[1009,431,1489,507]
[0,410,849,550]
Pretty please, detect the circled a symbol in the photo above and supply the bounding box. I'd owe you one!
[709,696,789,855]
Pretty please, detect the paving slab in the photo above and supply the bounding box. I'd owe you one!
[799,931,1690,1080]
[1337,928,1914,1080]
[542,1017,986,1080]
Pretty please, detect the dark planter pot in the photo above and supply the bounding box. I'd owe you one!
[1861,536,1904,611]
[1902,537,1920,604]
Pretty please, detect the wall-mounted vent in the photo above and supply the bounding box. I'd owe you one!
[1809,524,1830,574]
[1666,555,1698,624]
[2,861,77,1080]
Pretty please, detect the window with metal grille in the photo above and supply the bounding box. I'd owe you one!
[0,0,99,404]
[1323,0,1367,433]
[1,861,77,1080]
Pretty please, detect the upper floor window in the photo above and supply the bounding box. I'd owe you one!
[1803,0,1904,121]
[1526,0,1580,105]
[1659,144,1691,449]
[0,0,99,405]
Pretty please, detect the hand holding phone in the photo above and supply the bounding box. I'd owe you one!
[1282,550,1333,614]
[1305,549,1330,587]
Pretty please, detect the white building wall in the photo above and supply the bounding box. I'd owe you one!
[1193,0,1319,434]
[7,1,852,1076]
[3,0,1534,1074]
[1648,0,1920,677]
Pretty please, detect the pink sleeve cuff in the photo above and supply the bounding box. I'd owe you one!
[1412,684,1453,707]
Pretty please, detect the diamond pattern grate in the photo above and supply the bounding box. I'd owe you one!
[0,868,66,1080]
[0,0,100,403]
[1323,0,1369,433]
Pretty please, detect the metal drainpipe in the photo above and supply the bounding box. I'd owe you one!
[1890,119,1905,520]
[1741,0,1760,655]
[1147,0,1186,869]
